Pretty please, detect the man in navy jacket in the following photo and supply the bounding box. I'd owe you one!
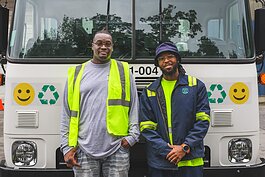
[139,42,210,177]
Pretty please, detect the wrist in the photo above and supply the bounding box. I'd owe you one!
[181,144,190,154]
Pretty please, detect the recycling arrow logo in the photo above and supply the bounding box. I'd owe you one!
[207,84,226,104]
[38,85,59,105]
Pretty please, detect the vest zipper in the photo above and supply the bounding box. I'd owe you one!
[156,94,170,143]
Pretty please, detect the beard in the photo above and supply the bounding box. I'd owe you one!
[160,63,178,76]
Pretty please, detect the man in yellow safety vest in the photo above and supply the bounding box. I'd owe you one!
[60,29,140,177]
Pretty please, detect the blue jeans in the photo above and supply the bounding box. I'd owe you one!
[73,147,130,177]
[148,166,203,177]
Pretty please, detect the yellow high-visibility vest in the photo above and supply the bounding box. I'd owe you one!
[67,59,131,147]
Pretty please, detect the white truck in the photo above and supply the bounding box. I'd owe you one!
[0,0,265,176]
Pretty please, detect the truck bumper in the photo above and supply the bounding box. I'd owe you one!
[0,159,264,177]
[0,166,74,177]
[0,166,145,177]
[0,159,265,177]
[130,158,265,177]
[204,158,265,177]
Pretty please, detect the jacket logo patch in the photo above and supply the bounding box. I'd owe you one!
[182,88,189,94]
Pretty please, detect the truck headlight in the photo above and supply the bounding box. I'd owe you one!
[228,138,252,163]
[12,141,37,166]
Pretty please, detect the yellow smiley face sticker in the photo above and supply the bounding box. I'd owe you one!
[14,83,35,106]
[229,82,249,104]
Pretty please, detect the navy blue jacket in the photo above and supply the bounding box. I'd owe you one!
[139,73,210,170]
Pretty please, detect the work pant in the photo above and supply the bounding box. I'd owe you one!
[73,146,130,177]
[148,166,203,177]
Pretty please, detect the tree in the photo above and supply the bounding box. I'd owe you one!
[197,36,224,57]
[140,4,202,42]
[25,5,224,59]
[139,4,224,58]
[25,14,133,58]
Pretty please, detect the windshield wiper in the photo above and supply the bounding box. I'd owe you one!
[159,0,163,42]
[106,0,110,30]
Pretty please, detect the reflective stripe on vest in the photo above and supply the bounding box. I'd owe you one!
[188,75,197,86]
[140,121,157,132]
[107,59,130,136]
[147,89,156,97]
[68,63,86,147]
[178,157,204,167]
[196,112,210,122]
[67,59,130,147]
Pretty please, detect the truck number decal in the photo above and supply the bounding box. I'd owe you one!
[130,66,159,76]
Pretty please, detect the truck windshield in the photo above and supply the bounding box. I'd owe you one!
[9,0,253,61]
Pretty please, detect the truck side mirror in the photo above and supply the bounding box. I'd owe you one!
[255,7,265,55]
[0,6,9,56]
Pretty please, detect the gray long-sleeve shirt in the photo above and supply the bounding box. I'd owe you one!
[60,60,140,158]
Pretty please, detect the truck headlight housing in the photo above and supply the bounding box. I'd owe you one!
[228,138,252,163]
[12,141,37,166]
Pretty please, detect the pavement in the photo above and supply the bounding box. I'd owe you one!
[259,101,265,158]
[259,96,265,104]
[0,111,3,160]
[260,128,265,158]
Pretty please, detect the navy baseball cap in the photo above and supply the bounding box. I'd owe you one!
[154,42,181,66]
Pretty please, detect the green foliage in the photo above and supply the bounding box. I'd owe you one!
[140,5,202,42]
[197,36,224,57]
[24,4,224,59]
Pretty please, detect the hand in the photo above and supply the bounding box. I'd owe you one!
[166,144,186,165]
[64,148,81,168]
[121,138,131,149]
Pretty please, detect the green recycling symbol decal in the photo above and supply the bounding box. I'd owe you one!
[207,84,227,104]
[38,85,59,105]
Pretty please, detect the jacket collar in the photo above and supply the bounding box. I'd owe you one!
[147,73,188,91]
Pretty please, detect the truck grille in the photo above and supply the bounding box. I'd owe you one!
[16,110,39,128]
[211,109,233,127]
[135,77,158,89]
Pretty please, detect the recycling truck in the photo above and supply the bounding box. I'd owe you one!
[0,0,265,176]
